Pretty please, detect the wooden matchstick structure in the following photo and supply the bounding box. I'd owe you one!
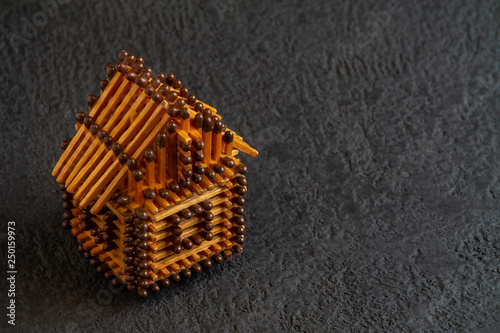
[53,51,258,297]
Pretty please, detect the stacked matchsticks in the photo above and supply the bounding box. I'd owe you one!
[53,50,258,297]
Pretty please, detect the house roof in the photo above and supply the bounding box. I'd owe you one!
[52,51,257,215]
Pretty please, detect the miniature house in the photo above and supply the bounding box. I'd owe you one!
[52,51,258,297]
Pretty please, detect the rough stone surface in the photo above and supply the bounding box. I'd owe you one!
[1,0,499,332]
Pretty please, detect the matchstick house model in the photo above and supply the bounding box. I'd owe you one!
[52,51,258,297]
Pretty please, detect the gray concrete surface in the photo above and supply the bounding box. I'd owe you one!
[0,0,499,332]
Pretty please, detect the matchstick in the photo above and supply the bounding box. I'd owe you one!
[194,113,203,136]
[213,120,223,162]
[144,149,156,186]
[167,121,178,181]
[202,109,213,165]
[157,132,167,186]
[224,130,234,156]
[127,158,137,196]
[180,107,190,133]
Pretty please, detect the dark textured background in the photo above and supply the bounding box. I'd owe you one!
[1,0,499,332]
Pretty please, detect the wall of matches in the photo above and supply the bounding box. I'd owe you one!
[53,50,258,298]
